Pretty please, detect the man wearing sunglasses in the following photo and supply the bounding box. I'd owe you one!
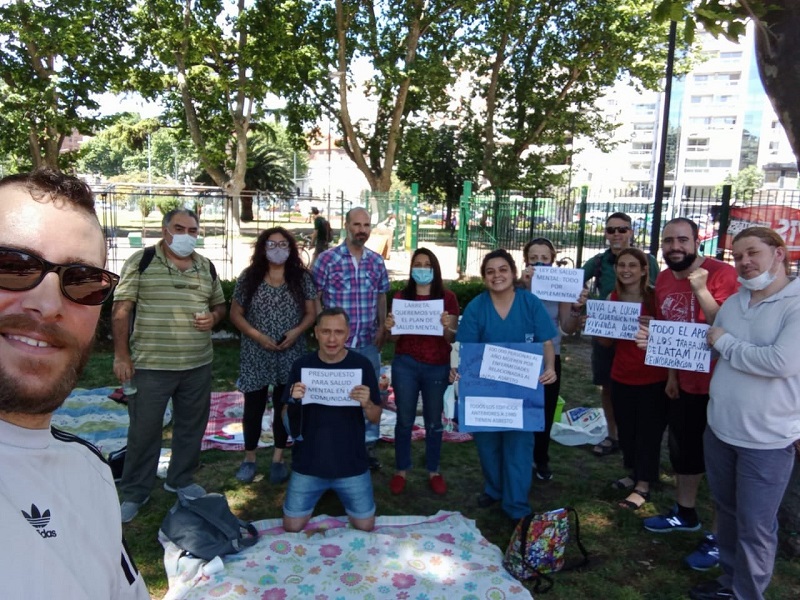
[112,208,226,523]
[0,170,148,598]
[582,212,659,457]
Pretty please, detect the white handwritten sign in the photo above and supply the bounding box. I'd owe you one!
[479,344,542,390]
[391,298,444,336]
[584,300,641,340]
[300,368,362,407]
[464,396,524,429]
[644,320,711,372]
[530,267,585,303]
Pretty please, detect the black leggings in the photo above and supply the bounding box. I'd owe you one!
[610,380,668,484]
[242,384,287,452]
[534,355,562,468]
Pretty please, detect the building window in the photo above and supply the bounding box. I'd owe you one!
[710,159,733,168]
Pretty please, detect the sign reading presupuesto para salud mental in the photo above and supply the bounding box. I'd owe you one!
[584,300,641,340]
[644,320,711,372]
[300,368,361,407]
[390,298,444,336]
[530,266,585,303]
[458,342,545,433]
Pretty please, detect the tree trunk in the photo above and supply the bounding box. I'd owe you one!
[754,0,800,171]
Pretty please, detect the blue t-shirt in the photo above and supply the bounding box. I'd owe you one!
[283,350,381,478]
[457,288,558,344]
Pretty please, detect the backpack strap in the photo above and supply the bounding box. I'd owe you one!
[137,245,157,274]
[558,506,589,572]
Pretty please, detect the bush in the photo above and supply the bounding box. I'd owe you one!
[138,197,155,218]
[156,196,183,216]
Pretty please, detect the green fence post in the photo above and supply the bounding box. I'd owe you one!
[457,181,472,277]
[410,183,419,250]
[576,185,589,267]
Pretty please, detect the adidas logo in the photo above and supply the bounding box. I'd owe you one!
[22,504,58,539]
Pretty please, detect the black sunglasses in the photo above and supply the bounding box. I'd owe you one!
[605,226,631,234]
[0,246,119,306]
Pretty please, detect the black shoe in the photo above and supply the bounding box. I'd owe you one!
[535,466,553,481]
[477,492,499,508]
[366,443,381,471]
[688,580,734,600]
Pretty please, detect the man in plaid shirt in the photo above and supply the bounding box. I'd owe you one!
[312,207,390,469]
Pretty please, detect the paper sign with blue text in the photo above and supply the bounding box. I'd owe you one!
[644,320,711,372]
[391,298,444,336]
[584,300,641,340]
[301,368,361,407]
[530,266,585,303]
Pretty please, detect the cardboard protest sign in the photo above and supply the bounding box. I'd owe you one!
[584,299,641,340]
[390,298,444,336]
[300,368,362,407]
[644,320,711,372]
[458,343,545,433]
[530,266,584,303]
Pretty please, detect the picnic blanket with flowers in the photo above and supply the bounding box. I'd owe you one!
[161,511,532,600]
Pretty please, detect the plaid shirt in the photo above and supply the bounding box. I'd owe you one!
[312,243,390,348]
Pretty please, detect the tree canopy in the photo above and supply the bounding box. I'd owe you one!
[0,0,134,168]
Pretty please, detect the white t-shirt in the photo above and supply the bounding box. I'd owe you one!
[0,418,149,599]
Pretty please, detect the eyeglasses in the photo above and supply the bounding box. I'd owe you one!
[0,246,119,306]
[266,240,289,249]
[605,226,631,234]
[166,263,200,289]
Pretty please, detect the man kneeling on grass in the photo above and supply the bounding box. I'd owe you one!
[282,307,382,532]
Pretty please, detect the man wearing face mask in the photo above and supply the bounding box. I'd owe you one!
[312,207,389,470]
[639,217,738,572]
[112,209,226,523]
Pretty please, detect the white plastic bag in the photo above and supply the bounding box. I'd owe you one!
[550,407,608,447]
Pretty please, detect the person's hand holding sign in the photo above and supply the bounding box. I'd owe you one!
[706,326,725,347]
[385,313,395,331]
[290,382,306,400]
[350,384,381,423]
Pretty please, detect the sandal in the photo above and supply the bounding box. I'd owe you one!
[618,489,650,510]
[610,476,635,491]
[593,436,619,457]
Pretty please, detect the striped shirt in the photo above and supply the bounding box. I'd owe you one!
[114,243,225,370]
[312,243,390,348]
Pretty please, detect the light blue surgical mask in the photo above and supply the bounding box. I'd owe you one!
[411,267,434,285]
[168,232,197,257]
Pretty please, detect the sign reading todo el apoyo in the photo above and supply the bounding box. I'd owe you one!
[458,342,546,433]
[644,320,711,372]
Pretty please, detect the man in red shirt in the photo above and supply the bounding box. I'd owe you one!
[642,218,739,574]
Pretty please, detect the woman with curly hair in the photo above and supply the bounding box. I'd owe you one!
[230,227,317,484]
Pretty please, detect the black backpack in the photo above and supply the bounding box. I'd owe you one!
[160,492,259,561]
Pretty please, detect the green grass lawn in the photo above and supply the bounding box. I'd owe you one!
[78,336,800,599]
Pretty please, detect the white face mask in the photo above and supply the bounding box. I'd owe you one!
[738,268,776,291]
[168,232,197,257]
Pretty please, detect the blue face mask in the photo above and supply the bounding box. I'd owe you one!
[411,267,434,285]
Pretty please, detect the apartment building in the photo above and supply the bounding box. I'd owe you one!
[571,25,796,198]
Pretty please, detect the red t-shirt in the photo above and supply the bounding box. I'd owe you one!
[393,289,460,365]
[654,257,739,394]
[609,292,667,386]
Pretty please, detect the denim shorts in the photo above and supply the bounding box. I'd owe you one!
[283,470,375,520]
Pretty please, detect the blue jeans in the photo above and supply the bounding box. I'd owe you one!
[352,345,381,444]
[283,470,375,519]
[392,354,449,473]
